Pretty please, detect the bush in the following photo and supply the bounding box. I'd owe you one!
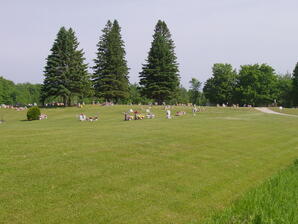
[27,106,41,121]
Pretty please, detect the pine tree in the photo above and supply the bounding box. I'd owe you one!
[139,20,180,104]
[41,27,68,105]
[66,28,93,105]
[92,21,113,101]
[92,20,129,103]
[41,27,92,106]
[292,63,298,106]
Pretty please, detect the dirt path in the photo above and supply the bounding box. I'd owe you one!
[255,107,298,117]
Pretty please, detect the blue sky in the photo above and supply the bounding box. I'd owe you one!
[1,0,298,88]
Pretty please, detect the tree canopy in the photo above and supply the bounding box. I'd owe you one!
[3,21,298,108]
[189,78,202,105]
[0,76,41,105]
[203,64,237,105]
[236,64,278,106]
[276,73,293,107]
[292,63,298,106]
[92,20,129,103]
[41,27,92,106]
[139,20,180,104]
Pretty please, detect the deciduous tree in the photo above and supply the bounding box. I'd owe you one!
[203,64,237,105]
[236,64,278,106]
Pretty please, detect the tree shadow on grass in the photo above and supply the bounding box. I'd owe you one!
[20,119,42,122]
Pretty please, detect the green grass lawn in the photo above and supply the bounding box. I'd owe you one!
[0,106,298,224]
[207,160,298,224]
[269,107,298,116]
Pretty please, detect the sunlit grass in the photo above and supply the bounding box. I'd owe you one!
[0,106,298,223]
[269,107,298,116]
[207,160,298,224]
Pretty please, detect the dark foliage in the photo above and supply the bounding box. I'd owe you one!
[41,27,92,106]
[139,20,180,104]
[92,20,129,103]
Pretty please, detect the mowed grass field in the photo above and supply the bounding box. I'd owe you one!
[208,160,298,224]
[269,107,298,116]
[0,106,298,224]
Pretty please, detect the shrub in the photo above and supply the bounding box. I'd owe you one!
[27,106,41,121]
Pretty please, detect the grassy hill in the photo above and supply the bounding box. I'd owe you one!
[0,106,297,223]
[207,160,298,224]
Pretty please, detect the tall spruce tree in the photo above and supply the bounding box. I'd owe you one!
[41,27,92,106]
[292,63,298,106]
[92,20,129,103]
[139,20,180,104]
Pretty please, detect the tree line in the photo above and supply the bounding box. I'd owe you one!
[0,77,41,105]
[40,20,179,106]
[203,63,297,107]
[1,19,298,107]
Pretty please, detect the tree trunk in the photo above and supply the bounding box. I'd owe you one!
[67,97,72,107]
[63,96,67,107]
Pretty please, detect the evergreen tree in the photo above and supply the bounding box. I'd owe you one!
[92,21,113,101]
[92,20,129,103]
[66,28,93,105]
[292,63,298,106]
[139,20,180,104]
[41,27,92,106]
